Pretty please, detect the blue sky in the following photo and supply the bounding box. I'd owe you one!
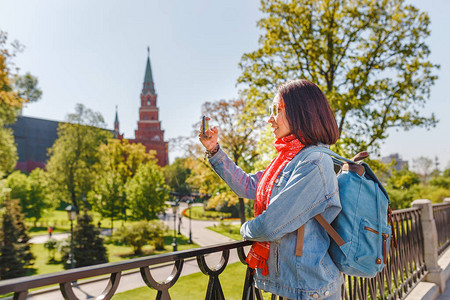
[1,0,449,169]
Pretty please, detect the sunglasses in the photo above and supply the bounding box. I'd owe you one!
[269,101,285,117]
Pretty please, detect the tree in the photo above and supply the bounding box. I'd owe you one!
[0,31,42,177]
[126,162,169,221]
[5,171,27,206]
[92,139,155,222]
[238,0,439,155]
[163,157,192,198]
[413,156,433,185]
[63,210,108,269]
[385,167,421,209]
[46,104,112,209]
[0,195,34,279]
[5,169,50,226]
[26,168,51,225]
[201,99,263,224]
[89,170,123,231]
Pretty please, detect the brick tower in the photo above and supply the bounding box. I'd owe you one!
[130,48,168,166]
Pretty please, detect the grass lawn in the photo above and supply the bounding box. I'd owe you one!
[114,261,248,300]
[207,222,243,241]
[26,210,141,236]
[113,261,276,300]
[183,206,233,221]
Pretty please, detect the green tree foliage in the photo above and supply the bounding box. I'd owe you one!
[385,168,421,209]
[443,167,450,178]
[0,127,17,178]
[89,171,123,230]
[126,162,169,221]
[114,220,167,255]
[163,157,192,197]
[91,139,155,223]
[385,158,450,208]
[27,168,51,224]
[44,238,58,262]
[238,0,439,155]
[189,99,264,223]
[429,175,450,189]
[0,195,34,279]
[5,171,27,204]
[0,31,42,177]
[5,169,50,225]
[63,211,108,269]
[46,104,112,209]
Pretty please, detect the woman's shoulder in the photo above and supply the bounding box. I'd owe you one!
[292,145,335,170]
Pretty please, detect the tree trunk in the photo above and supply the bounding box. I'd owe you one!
[71,191,78,210]
[238,198,246,225]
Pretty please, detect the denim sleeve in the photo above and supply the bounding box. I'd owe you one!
[208,148,264,200]
[240,156,337,242]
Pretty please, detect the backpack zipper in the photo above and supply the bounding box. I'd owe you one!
[364,226,389,264]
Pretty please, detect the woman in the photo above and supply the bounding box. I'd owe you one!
[199,79,342,300]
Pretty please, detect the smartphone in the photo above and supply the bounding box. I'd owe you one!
[202,115,209,135]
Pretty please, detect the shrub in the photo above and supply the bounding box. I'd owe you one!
[44,238,58,262]
[115,220,167,255]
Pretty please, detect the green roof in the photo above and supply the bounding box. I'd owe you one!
[142,54,155,95]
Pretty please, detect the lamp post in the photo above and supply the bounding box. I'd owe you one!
[65,204,77,269]
[188,200,193,244]
[171,202,178,252]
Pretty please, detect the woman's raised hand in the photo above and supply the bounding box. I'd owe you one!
[198,117,219,151]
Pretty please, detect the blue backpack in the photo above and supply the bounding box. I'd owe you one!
[295,147,394,278]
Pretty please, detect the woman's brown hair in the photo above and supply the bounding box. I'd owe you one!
[277,79,339,145]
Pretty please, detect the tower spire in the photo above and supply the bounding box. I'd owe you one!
[114,105,119,123]
[143,47,155,95]
[114,105,122,139]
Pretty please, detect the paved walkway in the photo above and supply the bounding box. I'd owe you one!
[27,203,244,299]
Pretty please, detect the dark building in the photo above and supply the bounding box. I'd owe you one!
[10,116,60,173]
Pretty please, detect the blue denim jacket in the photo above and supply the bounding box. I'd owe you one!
[208,145,343,300]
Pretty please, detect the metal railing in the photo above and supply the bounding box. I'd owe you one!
[0,204,448,300]
[340,207,426,300]
[0,240,253,300]
[433,202,450,255]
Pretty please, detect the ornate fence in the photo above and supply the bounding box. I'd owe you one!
[0,201,449,300]
[433,202,450,255]
[340,207,426,300]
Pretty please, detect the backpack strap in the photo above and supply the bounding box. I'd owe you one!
[294,147,366,257]
[295,215,345,257]
[295,225,305,256]
[314,215,345,246]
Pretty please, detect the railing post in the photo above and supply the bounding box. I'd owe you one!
[411,199,446,292]
[444,198,450,205]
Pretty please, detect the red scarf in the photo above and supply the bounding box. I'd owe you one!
[245,134,305,275]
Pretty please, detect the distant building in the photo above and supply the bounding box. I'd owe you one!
[381,153,408,171]
[11,116,114,173]
[10,116,59,173]
[126,49,169,167]
[11,48,168,172]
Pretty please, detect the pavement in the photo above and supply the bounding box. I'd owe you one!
[27,203,245,299]
[29,229,112,244]
[436,278,450,300]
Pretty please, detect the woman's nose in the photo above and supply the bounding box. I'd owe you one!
[268,115,275,123]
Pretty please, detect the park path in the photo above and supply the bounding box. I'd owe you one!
[27,203,245,299]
